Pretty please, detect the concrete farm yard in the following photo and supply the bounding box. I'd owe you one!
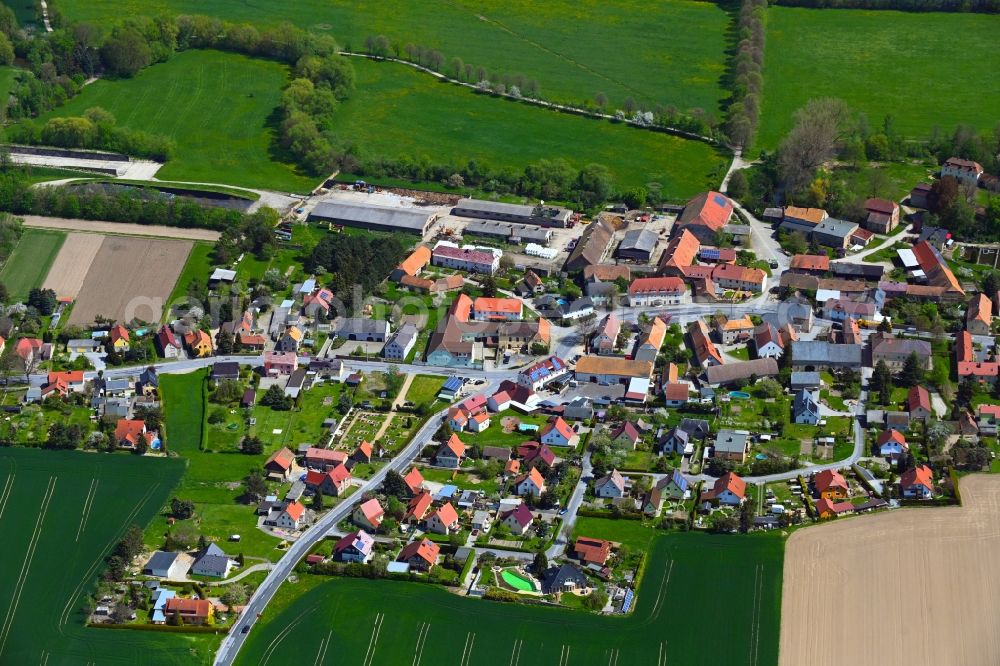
[237,532,783,666]
[56,0,732,115]
[0,448,218,665]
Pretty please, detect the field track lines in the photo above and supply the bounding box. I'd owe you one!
[411,622,430,666]
[648,559,674,621]
[312,629,331,666]
[362,612,384,666]
[748,564,764,666]
[657,641,668,666]
[0,476,57,657]
[0,472,14,520]
[558,644,572,666]
[58,483,160,632]
[75,478,99,542]
[606,647,620,666]
[39,649,48,665]
[459,631,476,666]
[509,638,523,666]
[261,605,314,666]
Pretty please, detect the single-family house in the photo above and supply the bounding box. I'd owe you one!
[591,314,621,355]
[276,501,306,530]
[435,434,467,468]
[403,467,425,496]
[353,498,384,531]
[714,315,754,344]
[543,564,591,595]
[628,277,687,307]
[574,355,654,385]
[753,322,784,359]
[183,329,213,357]
[425,502,460,535]
[699,472,746,507]
[793,389,821,425]
[211,361,240,381]
[712,430,749,463]
[688,320,723,368]
[573,536,612,566]
[813,469,849,500]
[500,504,534,536]
[877,429,908,460]
[163,597,213,625]
[109,324,130,352]
[264,351,297,376]
[907,386,932,420]
[333,530,375,563]
[383,323,419,360]
[941,157,983,186]
[405,491,434,523]
[514,467,546,497]
[863,198,900,234]
[520,442,557,470]
[594,469,626,498]
[540,417,578,447]
[191,543,232,578]
[304,465,351,497]
[815,497,855,518]
[900,464,934,499]
[304,447,348,470]
[275,325,303,353]
[473,297,523,321]
[656,469,689,500]
[633,317,668,364]
[967,293,993,336]
[397,538,440,572]
[114,418,159,450]
[610,421,641,449]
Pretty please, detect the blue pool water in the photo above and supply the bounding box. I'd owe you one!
[729,391,751,399]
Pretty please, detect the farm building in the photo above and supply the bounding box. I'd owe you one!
[674,191,733,244]
[564,219,615,272]
[463,220,552,245]
[308,201,437,235]
[452,198,572,227]
[616,229,659,262]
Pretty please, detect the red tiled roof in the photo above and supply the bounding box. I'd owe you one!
[406,491,433,521]
[109,323,129,343]
[901,464,933,492]
[473,297,522,315]
[678,192,733,232]
[908,386,931,413]
[430,502,459,527]
[284,501,305,521]
[814,469,848,494]
[442,434,467,458]
[864,198,898,215]
[877,429,907,447]
[701,472,746,501]
[358,498,384,526]
[265,447,295,471]
[790,254,830,272]
[403,467,424,494]
[659,229,700,271]
[574,536,612,565]
[398,246,431,276]
[398,538,439,565]
[663,382,689,401]
[689,320,723,366]
[628,276,684,296]
[165,597,211,618]
[968,293,992,328]
[542,416,575,441]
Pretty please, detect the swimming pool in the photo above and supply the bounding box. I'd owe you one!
[501,569,535,592]
[729,391,751,399]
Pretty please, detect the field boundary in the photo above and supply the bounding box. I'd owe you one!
[22,215,221,241]
[339,53,727,148]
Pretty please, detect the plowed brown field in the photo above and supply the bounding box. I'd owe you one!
[66,236,192,325]
[781,474,1000,666]
[41,232,103,299]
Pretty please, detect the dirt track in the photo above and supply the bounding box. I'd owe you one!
[41,232,104,299]
[67,236,192,325]
[22,215,220,241]
[781,474,1000,666]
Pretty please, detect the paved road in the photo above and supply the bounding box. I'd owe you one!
[214,407,448,666]
[214,378,500,666]
[546,450,592,559]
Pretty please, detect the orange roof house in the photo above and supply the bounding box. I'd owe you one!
[396,246,432,278]
[264,447,295,477]
[658,229,700,274]
[688,320,723,367]
[354,498,384,529]
[790,254,830,273]
[574,536,612,566]
[473,297,523,320]
[814,469,849,500]
[397,538,440,570]
[403,466,425,495]
[184,329,213,357]
[109,323,130,350]
[676,192,733,243]
[405,491,434,522]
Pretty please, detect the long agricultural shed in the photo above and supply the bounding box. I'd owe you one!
[308,201,438,234]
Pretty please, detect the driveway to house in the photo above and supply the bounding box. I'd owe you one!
[832,224,913,263]
[201,562,275,586]
[545,450,591,559]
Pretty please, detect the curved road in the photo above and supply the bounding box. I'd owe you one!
[214,379,499,666]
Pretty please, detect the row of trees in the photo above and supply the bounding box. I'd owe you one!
[8,106,175,160]
[725,0,767,148]
[0,163,255,230]
[772,0,1000,12]
[352,155,631,211]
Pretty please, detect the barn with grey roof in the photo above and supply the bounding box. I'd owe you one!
[308,201,438,234]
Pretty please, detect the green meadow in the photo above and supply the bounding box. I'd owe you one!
[56,0,731,114]
[237,531,784,666]
[335,58,728,198]
[0,448,214,664]
[758,8,1000,148]
[36,50,317,193]
[0,228,65,300]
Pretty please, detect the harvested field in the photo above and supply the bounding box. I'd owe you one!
[67,237,192,326]
[21,215,221,241]
[781,474,1000,666]
[41,233,103,299]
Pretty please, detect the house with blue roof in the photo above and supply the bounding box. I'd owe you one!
[517,356,569,391]
[150,588,176,624]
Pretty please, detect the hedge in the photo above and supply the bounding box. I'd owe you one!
[798,475,816,519]
[88,623,227,634]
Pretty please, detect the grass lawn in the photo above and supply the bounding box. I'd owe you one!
[160,371,284,561]
[58,0,731,115]
[237,532,783,666]
[165,241,214,315]
[758,8,1000,148]
[0,401,94,445]
[573,516,657,550]
[249,381,345,450]
[0,448,219,665]
[35,50,317,193]
[404,374,446,406]
[331,58,729,199]
[459,411,553,448]
[0,228,65,301]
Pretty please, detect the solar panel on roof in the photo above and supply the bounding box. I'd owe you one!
[713,194,727,206]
